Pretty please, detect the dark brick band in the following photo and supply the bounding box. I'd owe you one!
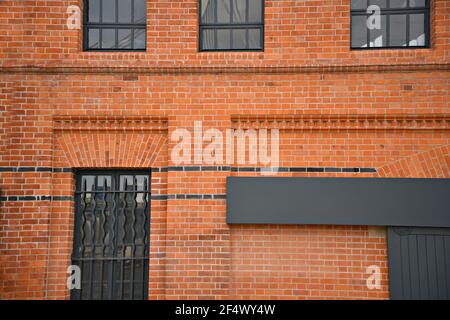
[0,195,74,202]
[0,167,73,173]
[1,166,377,174]
[0,194,226,202]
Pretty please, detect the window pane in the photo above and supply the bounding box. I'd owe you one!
[409,0,426,7]
[101,28,116,48]
[118,29,132,49]
[88,28,100,48]
[217,0,231,24]
[232,29,246,49]
[102,0,116,23]
[248,28,261,49]
[201,0,216,24]
[118,0,132,23]
[217,29,231,49]
[389,14,406,46]
[409,13,425,46]
[351,0,367,9]
[369,0,387,8]
[390,0,407,8]
[369,14,386,47]
[201,29,215,49]
[134,0,147,24]
[351,15,367,48]
[248,0,262,23]
[232,0,246,23]
[88,0,101,23]
[199,0,263,51]
[133,28,146,49]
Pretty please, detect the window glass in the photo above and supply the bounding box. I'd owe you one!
[232,0,246,23]
[201,29,215,50]
[369,0,387,9]
[389,14,407,46]
[248,0,262,23]
[351,0,367,10]
[134,29,146,49]
[134,0,147,24]
[201,0,215,24]
[217,29,231,49]
[88,28,100,48]
[217,0,231,24]
[390,0,407,8]
[102,0,116,23]
[199,0,263,51]
[232,29,247,49]
[118,29,132,48]
[84,0,146,50]
[118,0,132,23]
[351,15,367,48]
[350,0,428,49]
[410,0,425,7]
[248,28,261,49]
[88,0,101,23]
[409,13,425,46]
[369,14,386,47]
[101,29,116,48]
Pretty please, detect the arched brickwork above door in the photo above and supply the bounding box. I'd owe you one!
[52,116,168,169]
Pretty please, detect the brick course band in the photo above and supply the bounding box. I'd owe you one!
[0,194,226,202]
[231,114,450,131]
[0,166,377,173]
[1,63,449,75]
[0,167,72,173]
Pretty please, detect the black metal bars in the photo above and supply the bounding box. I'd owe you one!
[71,171,150,300]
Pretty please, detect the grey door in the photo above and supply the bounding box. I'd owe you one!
[388,227,450,300]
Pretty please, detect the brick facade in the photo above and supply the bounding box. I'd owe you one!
[0,0,449,300]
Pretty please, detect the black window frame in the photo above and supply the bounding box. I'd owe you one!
[198,0,265,52]
[83,0,147,52]
[71,169,151,300]
[350,0,430,50]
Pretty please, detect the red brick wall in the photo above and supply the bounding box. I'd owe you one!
[0,0,449,300]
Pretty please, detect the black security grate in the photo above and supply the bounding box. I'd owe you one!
[71,171,151,300]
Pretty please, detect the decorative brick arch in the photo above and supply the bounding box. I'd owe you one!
[52,116,168,169]
[44,115,169,299]
[377,144,450,178]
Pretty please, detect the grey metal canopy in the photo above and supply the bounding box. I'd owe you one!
[226,177,450,228]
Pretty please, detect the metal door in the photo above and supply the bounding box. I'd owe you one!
[71,171,151,300]
[388,227,450,300]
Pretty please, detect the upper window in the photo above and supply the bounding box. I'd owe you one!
[199,0,264,51]
[351,0,429,49]
[83,0,147,51]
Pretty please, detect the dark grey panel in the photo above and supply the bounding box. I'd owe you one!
[388,227,450,300]
[226,177,450,227]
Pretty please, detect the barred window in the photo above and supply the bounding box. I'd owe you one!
[83,0,146,51]
[351,0,430,49]
[71,171,151,300]
[199,0,264,51]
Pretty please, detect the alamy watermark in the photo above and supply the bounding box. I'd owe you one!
[366,265,382,290]
[171,121,279,175]
[66,5,81,30]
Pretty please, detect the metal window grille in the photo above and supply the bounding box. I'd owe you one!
[350,0,430,49]
[83,0,147,51]
[71,171,151,300]
[199,0,264,51]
